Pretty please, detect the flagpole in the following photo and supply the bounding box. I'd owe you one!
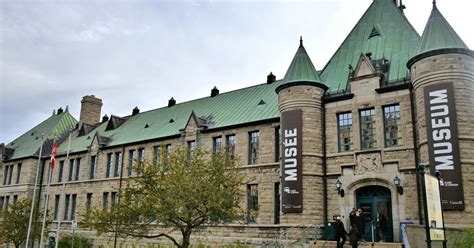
[39,159,53,247]
[40,138,57,248]
[55,132,72,248]
[26,134,45,248]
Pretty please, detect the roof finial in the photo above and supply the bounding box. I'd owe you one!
[432,0,437,10]
[299,36,303,47]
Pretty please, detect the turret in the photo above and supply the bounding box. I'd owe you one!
[408,1,473,221]
[276,37,328,224]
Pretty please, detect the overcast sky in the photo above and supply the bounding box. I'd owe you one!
[1,0,473,143]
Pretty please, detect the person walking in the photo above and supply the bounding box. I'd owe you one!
[377,212,387,242]
[349,223,362,248]
[355,208,366,241]
[349,208,357,227]
[333,216,348,248]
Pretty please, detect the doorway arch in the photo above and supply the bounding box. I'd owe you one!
[355,185,393,242]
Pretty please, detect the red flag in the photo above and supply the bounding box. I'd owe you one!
[50,143,58,169]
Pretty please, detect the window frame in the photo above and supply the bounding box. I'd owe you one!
[15,163,22,184]
[337,112,353,152]
[359,108,377,150]
[248,131,260,165]
[246,184,259,223]
[383,104,402,147]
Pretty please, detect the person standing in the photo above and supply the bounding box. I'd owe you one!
[349,208,357,227]
[349,223,362,248]
[333,216,348,248]
[355,208,366,241]
[377,212,387,242]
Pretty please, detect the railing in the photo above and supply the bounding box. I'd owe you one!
[261,224,322,247]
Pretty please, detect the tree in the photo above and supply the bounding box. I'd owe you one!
[85,147,244,248]
[0,198,49,247]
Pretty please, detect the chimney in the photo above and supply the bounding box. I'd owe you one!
[211,86,219,97]
[80,95,103,125]
[168,97,176,107]
[102,114,109,123]
[267,72,276,84]
[57,107,64,115]
[132,106,140,116]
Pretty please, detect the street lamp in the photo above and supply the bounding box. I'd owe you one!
[336,178,344,197]
[394,176,404,195]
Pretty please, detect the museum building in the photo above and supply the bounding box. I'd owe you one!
[1,0,473,245]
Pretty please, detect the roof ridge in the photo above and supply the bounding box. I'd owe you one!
[133,79,283,116]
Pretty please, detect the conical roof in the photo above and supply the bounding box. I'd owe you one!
[415,2,468,56]
[320,0,420,92]
[282,37,321,85]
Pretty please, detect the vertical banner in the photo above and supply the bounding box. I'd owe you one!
[281,109,303,213]
[424,82,464,210]
[424,175,445,241]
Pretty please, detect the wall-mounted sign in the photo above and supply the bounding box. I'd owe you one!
[424,82,464,210]
[281,109,303,213]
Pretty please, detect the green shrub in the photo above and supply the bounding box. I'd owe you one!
[58,234,93,248]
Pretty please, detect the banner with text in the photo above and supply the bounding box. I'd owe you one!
[425,175,445,241]
[281,109,303,213]
[424,82,464,210]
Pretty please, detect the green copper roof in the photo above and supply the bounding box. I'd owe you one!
[57,81,285,155]
[6,110,77,160]
[415,2,468,56]
[320,0,420,92]
[282,38,321,84]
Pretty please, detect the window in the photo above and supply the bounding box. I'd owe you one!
[74,158,81,181]
[213,137,222,154]
[7,165,13,185]
[58,160,64,183]
[16,163,22,184]
[54,195,60,220]
[384,104,402,147]
[4,196,9,210]
[106,153,113,178]
[86,193,93,212]
[275,127,281,162]
[337,112,353,152]
[360,108,376,150]
[13,195,17,204]
[64,194,70,220]
[153,146,161,165]
[274,182,280,224]
[247,184,258,223]
[225,135,236,160]
[3,165,8,185]
[89,156,97,180]
[114,152,122,177]
[111,192,118,206]
[137,148,145,175]
[128,150,135,176]
[248,131,259,165]
[164,144,172,170]
[68,159,74,181]
[187,141,196,160]
[0,196,4,209]
[71,194,77,220]
[103,192,109,210]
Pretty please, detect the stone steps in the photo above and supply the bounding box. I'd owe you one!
[313,240,403,248]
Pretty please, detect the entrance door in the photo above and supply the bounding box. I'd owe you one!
[356,186,393,242]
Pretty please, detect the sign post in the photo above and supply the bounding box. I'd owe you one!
[71,219,77,248]
[419,164,448,248]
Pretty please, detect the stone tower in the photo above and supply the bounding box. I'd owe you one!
[276,37,328,225]
[407,2,474,227]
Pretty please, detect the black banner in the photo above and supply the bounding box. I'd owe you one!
[424,82,464,210]
[281,109,303,213]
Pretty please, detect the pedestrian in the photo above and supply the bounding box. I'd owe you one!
[333,216,348,248]
[349,223,362,248]
[349,208,357,226]
[355,208,366,241]
[377,212,387,242]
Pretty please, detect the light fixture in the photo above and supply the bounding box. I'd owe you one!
[394,176,404,195]
[336,178,345,197]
